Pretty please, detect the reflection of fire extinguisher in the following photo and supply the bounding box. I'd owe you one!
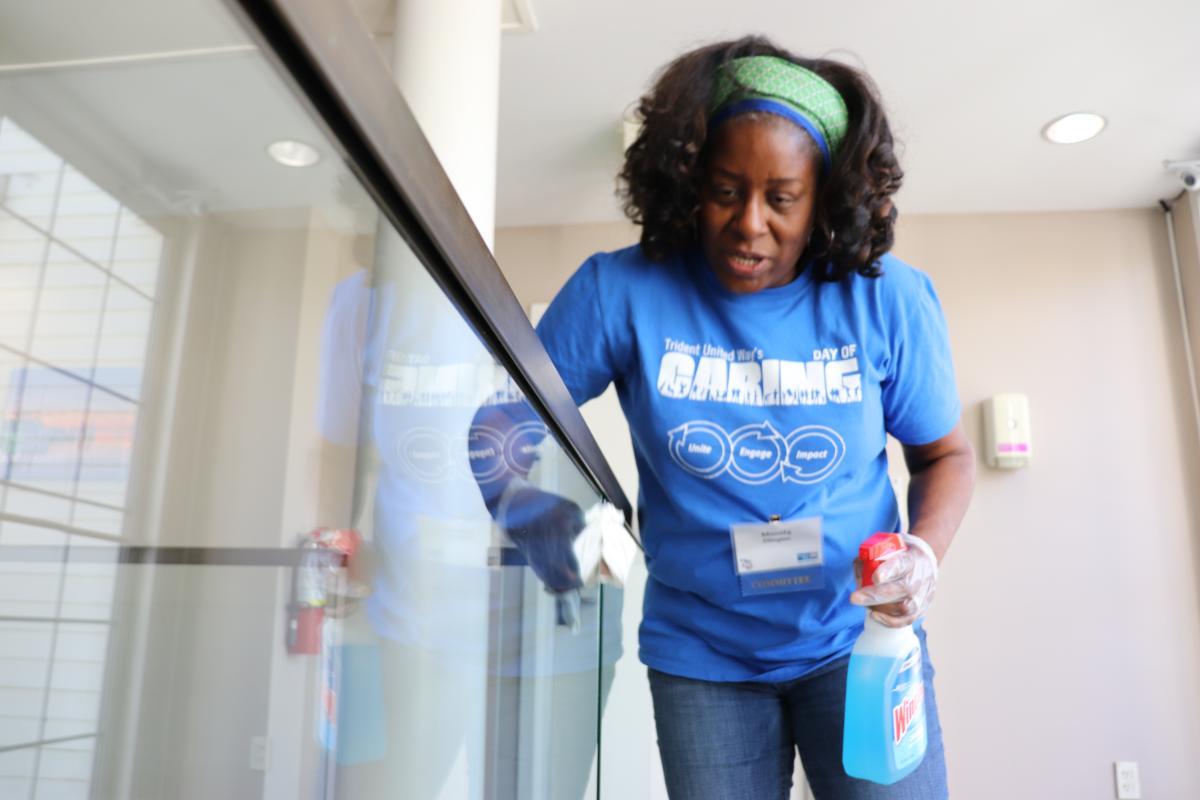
[286,529,359,655]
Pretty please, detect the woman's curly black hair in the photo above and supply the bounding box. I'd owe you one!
[618,36,903,281]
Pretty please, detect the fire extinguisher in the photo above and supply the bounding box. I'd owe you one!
[286,528,359,655]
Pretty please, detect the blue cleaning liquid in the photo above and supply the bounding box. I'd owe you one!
[842,629,927,784]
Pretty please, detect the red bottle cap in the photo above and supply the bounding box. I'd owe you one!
[859,532,906,587]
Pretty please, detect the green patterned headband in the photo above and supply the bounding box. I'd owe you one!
[709,55,849,167]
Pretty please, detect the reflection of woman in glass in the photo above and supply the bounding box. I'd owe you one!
[533,36,974,799]
[315,231,617,799]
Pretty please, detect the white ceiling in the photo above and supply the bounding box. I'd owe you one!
[495,0,1200,227]
[2,1,1197,232]
[0,0,371,228]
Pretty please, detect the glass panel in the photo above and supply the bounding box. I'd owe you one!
[3,486,73,526]
[66,503,122,537]
[51,167,121,267]
[75,392,134,508]
[110,209,162,297]
[0,748,37,799]
[296,229,615,799]
[7,369,88,495]
[58,562,116,621]
[0,1,623,798]
[0,118,62,229]
[0,623,52,747]
[0,350,24,473]
[29,246,106,377]
[0,562,63,618]
[94,284,152,401]
[35,739,96,799]
[0,209,45,351]
[0,522,67,548]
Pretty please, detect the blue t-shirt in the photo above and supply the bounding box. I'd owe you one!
[536,245,960,682]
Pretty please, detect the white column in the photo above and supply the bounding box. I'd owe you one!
[392,0,502,248]
[381,8,503,800]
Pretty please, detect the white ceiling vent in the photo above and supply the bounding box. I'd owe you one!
[502,0,538,33]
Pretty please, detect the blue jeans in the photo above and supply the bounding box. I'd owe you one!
[647,630,947,800]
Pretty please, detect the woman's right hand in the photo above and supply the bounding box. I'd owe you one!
[500,487,585,593]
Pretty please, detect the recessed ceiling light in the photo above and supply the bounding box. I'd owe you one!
[1041,112,1106,145]
[267,139,321,167]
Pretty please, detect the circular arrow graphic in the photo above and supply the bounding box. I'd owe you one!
[727,422,786,484]
[666,420,847,485]
[782,426,845,484]
[398,427,452,482]
[503,421,547,474]
[668,421,731,477]
[464,425,507,483]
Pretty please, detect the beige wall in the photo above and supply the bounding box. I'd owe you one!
[495,206,1200,800]
[899,209,1200,800]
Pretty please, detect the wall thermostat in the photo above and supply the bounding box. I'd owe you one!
[982,393,1032,468]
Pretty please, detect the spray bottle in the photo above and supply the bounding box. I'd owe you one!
[842,532,927,784]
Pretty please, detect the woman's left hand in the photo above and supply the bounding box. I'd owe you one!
[849,532,938,627]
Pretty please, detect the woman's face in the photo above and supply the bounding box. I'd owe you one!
[698,115,821,294]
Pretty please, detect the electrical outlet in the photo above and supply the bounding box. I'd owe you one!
[1114,761,1141,799]
[250,736,271,771]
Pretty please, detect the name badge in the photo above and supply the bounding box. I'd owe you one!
[730,516,824,596]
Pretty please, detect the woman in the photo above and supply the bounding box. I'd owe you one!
[531,35,975,799]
